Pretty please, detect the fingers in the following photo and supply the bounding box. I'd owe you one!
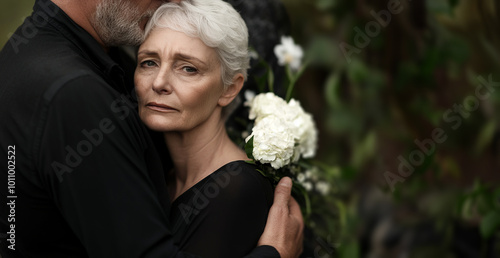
[260,178,305,258]
[289,197,304,223]
[289,197,304,239]
[273,177,292,207]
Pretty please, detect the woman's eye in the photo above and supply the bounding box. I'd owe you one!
[182,66,198,73]
[140,60,157,67]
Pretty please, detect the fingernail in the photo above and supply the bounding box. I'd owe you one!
[279,177,292,187]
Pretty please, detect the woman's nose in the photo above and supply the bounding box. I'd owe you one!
[152,68,173,94]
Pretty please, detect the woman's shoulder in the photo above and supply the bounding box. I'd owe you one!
[212,160,272,188]
[213,160,261,179]
[202,160,274,205]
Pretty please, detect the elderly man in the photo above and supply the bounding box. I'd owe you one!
[0,0,303,257]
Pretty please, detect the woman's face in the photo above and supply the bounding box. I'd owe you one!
[135,27,225,132]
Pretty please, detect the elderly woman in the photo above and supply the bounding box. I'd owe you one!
[134,0,280,256]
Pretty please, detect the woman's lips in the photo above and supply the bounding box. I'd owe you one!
[146,102,178,112]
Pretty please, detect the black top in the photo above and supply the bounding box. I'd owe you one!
[0,0,278,257]
[170,161,274,258]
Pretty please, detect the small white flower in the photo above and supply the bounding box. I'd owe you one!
[244,90,256,105]
[297,173,306,183]
[316,181,330,196]
[302,181,313,191]
[249,50,259,60]
[274,36,304,71]
[241,131,249,139]
[289,165,301,175]
[304,170,312,179]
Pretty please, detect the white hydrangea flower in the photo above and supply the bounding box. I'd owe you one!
[285,99,317,158]
[247,92,288,121]
[300,117,318,158]
[246,115,295,169]
[274,36,304,71]
[246,92,318,168]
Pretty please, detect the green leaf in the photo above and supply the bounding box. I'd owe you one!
[350,131,376,168]
[252,57,273,93]
[335,200,347,235]
[494,187,500,209]
[426,0,454,15]
[292,183,311,218]
[449,0,459,8]
[479,35,500,68]
[338,240,359,258]
[254,72,268,93]
[324,72,342,108]
[480,210,500,238]
[346,59,370,85]
[256,169,267,178]
[244,136,255,160]
[315,0,338,10]
[474,120,497,154]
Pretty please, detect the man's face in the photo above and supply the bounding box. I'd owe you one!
[91,0,181,46]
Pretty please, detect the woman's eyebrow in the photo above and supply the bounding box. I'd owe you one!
[174,52,207,66]
[137,50,208,66]
[137,49,159,57]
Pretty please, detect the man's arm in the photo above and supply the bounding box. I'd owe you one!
[257,177,304,258]
[35,74,197,257]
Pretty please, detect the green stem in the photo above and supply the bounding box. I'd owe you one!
[268,65,275,93]
[285,61,309,102]
[285,66,295,101]
[303,187,311,218]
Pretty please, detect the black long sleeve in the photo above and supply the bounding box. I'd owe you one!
[169,161,276,258]
[33,73,182,257]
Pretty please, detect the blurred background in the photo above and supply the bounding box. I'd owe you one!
[1,0,499,257]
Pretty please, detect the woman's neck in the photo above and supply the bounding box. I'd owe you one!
[164,112,247,200]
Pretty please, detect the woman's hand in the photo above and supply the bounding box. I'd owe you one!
[258,177,304,258]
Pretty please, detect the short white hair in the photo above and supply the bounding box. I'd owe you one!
[143,0,250,88]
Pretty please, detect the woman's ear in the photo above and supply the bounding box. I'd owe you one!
[218,73,244,107]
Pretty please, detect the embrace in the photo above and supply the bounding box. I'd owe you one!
[0,0,304,257]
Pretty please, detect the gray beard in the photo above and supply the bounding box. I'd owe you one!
[91,0,151,46]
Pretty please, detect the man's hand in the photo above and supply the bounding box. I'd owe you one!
[258,177,304,258]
